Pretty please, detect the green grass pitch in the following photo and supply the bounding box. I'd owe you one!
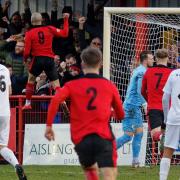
[0,165,179,180]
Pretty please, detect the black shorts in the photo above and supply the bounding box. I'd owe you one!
[148,109,166,130]
[29,56,58,81]
[74,134,117,168]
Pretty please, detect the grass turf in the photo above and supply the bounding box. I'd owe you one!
[0,165,179,180]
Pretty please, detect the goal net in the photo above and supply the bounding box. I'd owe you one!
[103,8,180,166]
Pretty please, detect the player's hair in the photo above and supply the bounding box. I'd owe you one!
[16,38,25,43]
[31,12,42,26]
[140,50,153,63]
[155,48,168,59]
[80,47,102,68]
[5,64,12,68]
[65,54,76,60]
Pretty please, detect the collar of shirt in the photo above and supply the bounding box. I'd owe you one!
[83,73,101,78]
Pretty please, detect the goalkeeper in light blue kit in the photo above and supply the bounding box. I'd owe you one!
[116,51,154,167]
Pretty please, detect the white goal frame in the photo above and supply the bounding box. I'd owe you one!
[103,7,180,79]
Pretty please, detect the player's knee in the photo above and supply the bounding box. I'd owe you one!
[134,132,143,142]
[124,133,133,142]
[134,132,143,139]
[116,134,132,148]
[83,163,98,171]
[152,131,161,141]
[101,168,115,180]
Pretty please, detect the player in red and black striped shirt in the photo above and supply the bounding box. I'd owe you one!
[45,47,124,180]
[141,49,172,143]
[23,12,69,110]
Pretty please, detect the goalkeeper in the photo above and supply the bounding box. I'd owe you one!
[116,50,154,167]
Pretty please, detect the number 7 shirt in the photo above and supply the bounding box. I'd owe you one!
[141,64,172,110]
[23,17,69,61]
[47,74,125,145]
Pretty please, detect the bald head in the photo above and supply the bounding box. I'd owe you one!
[31,12,42,26]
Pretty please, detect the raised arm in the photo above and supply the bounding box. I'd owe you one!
[49,13,69,37]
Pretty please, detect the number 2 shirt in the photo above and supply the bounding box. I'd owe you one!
[0,64,11,116]
[141,64,172,110]
[46,73,124,144]
[163,69,180,125]
[23,17,69,61]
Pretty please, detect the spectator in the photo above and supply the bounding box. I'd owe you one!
[78,16,102,51]
[58,54,81,86]
[65,53,77,68]
[21,0,31,27]
[54,54,60,69]
[1,0,32,38]
[2,11,23,38]
[167,42,178,68]
[80,0,109,41]
[90,37,102,49]
[52,4,78,60]
[36,71,48,91]
[6,64,27,95]
[0,38,28,77]
[41,12,51,25]
[0,0,11,31]
[61,63,81,86]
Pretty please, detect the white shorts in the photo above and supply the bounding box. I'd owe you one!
[164,124,180,150]
[0,116,10,146]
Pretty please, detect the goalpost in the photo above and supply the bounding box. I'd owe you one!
[103,7,180,166]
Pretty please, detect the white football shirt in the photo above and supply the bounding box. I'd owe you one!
[163,69,180,125]
[0,64,11,116]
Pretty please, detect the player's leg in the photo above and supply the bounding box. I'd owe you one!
[74,135,99,180]
[83,164,99,180]
[116,104,134,149]
[149,110,164,142]
[44,57,70,115]
[23,72,36,109]
[100,167,117,180]
[23,57,42,110]
[44,57,60,91]
[0,116,27,180]
[159,124,179,180]
[159,147,174,180]
[96,138,118,180]
[159,122,166,154]
[132,106,143,167]
[116,130,133,149]
[132,127,143,167]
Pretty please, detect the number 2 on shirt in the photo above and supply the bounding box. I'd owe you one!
[154,73,163,89]
[86,87,97,110]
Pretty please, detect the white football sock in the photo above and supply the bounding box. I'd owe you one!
[0,147,19,167]
[159,157,171,180]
